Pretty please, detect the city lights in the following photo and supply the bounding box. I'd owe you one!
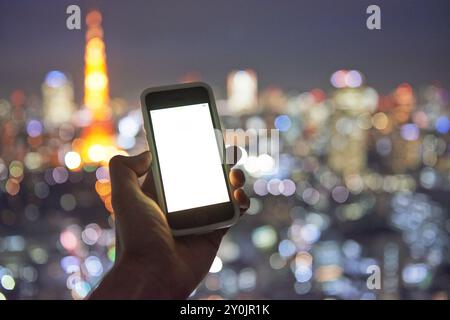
[64,151,82,170]
[0,5,448,301]
[330,70,364,88]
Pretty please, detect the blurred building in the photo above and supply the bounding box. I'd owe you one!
[227,70,258,114]
[327,71,378,176]
[42,71,76,130]
[389,84,421,173]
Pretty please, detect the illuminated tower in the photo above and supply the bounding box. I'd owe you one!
[42,71,75,130]
[79,10,117,165]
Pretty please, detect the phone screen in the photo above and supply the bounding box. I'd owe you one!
[150,103,230,213]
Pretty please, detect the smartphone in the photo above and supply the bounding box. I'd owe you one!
[140,82,240,236]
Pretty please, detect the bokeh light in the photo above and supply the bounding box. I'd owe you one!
[0,8,448,301]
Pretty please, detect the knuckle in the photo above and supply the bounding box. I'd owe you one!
[108,155,125,170]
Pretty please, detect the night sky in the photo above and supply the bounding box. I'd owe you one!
[0,0,449,102]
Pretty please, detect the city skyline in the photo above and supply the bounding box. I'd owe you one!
[0,1,449,300]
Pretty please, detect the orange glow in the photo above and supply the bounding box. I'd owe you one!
[394,83,414,105]
[295,251,313,267]
[314,265,343,282]
[80,10,119,166]
[5,178,20,196]
[84,42,110,120]
[75,9,125,216]
[392,83,415,124]
[86,10,102,28]
[83,12,110,122]
[85,38,105,64]
[95,180,111,198]
[310,88,326,103]
[104,195,114,213]
[71,138,84,151]
[79,123,115,165]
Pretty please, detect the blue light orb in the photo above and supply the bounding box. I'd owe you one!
[45,71,67,88]
[26,119,43,137]
[400,123,419,141]
[274,115,291,132]
[435,116,450,134]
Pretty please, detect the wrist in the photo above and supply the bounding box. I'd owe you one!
[111,254,192,299]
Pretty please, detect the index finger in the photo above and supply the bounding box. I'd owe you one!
[229,169,245,188]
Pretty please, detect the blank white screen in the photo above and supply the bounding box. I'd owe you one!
[150,103,230,213]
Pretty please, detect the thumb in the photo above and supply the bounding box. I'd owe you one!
[109,151,152,206]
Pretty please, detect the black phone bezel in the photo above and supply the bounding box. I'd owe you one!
[143,85,236,230]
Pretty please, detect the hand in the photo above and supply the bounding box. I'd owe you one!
[89,151,249,299]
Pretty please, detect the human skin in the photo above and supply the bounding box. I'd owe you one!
[89,151,249,299]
